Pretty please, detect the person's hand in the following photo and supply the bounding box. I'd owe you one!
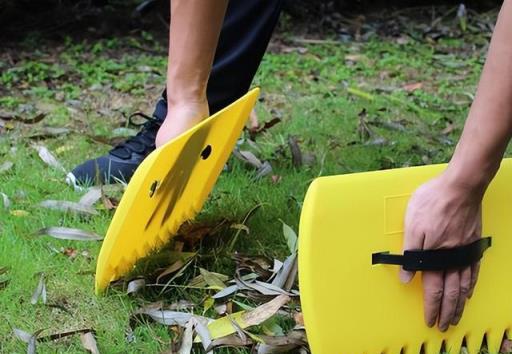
[400,172,483,332]
[155,99,209,148]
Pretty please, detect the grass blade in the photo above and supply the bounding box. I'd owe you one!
[280,221,297,254]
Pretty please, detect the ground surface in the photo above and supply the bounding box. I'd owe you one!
[0,4,506,353]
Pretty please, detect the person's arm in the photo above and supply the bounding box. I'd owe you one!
[401,0,512,332]
[155,0,228,147]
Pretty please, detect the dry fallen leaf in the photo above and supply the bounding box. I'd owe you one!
[271,253,298,292]
[441,122,456,135]
[0,161,13,174]
[80,331,100,354]
[13,328,45,354]
[200,268,227,289]
[242,294,291,327]
[10,209,29,217]
[62,247,79,259]
[293,313,304,326]
[13,328,33,343]
[32,144,66,172]
[178,319,194,354]
[271,175,282,184]
[345,54,363,62]
[256,331,307,354]
[403,82,423,92]
[212,285,239,300]
[1,192,10,209]
[28,127,71,140]
[156,252,196,283]
[235,150,263,169]
[135,308,210,327]
[127,278,146,295]
[206,328,306,352]
[79,187,102,208]
[101,187,119,210]
[249,109,259,130]
[39,200,99,216]
[207,294,290,340]
[35,227,103,241]
[206,334,252,351]
[255,161,273,180]
[31,273,47,305]
[189,272,230,288]
[287,136,302,168]
[1,112,47,124]
[249,117,281,138]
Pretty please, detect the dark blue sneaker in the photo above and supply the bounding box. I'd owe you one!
[67,97,167,187]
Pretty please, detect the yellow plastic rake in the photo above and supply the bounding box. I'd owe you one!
[95,88,259,294]
[299,159,512,354]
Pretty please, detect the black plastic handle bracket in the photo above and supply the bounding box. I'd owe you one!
[372,237,492,271]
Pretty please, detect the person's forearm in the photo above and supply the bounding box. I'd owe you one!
[167,0,228,106]
[445,0,512,194]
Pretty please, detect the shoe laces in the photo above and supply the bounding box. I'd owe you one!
[110,112,163,159]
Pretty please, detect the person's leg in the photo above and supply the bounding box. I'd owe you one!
[154,0,228,147]
[68,0,284,186]
[169,0,285,115]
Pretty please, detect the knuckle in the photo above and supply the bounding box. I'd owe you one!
[460,285,470,296]
[425,288,444,302]
[445,288,460,301]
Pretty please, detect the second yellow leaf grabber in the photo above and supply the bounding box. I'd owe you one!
[95,88,260,294]
[299,159,512,354]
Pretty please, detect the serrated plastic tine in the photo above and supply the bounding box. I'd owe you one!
[389,346,403,354]
[486,330,504,353]
[445,334,464,354]
[423,339,443,354]
[402,341,422,354]
[465,333,485,354]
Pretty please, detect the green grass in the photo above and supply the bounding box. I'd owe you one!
[0,18,504,353]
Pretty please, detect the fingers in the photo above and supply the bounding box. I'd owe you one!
[468,261,481,298]
[422,271,444,328]
[438,270,460,331]
[452,266,471,325]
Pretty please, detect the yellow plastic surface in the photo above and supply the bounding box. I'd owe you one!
[299,159,512,354]
[95,88,259,293]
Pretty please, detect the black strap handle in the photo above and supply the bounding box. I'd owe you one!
[372,237,492,271]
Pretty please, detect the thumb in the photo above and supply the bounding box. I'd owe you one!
[400,208,425,283]
[400,267,415,283]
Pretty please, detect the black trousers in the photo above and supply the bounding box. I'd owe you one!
[156,0,284,118]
